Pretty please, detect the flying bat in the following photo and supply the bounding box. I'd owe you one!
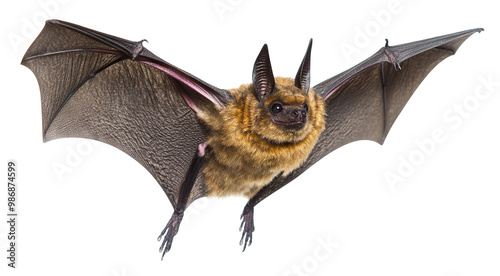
[21,19,482,259]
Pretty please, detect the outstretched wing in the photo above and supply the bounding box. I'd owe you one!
[22,20,231,207]
[251,28,482,205]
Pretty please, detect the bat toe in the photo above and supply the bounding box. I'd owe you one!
[239,206,255,252]
[158,211,184,260]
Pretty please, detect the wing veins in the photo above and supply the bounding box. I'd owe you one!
[380,62,388,139]
[43,56,126,139]
[22,48,124,61]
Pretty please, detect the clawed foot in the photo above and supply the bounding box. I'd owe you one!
[239,205,254,252]
[157,211,183,260]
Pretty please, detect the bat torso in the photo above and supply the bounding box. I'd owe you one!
[197,77,326,198]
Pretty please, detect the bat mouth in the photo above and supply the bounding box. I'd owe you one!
[271,105,308,131]
[272,118,307,130]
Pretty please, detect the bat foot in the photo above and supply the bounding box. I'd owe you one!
[239,205,255,252]
[158,210,184,260]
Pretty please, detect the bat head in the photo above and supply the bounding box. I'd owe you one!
[250,40,324,144]
[264,80,310,131]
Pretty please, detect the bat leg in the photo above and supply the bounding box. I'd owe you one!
[239,203,254,251]
[238,173,286,251]
[157,143,207,259]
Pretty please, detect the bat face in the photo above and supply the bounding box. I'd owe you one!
[253,77,323,144]
[267,86,309,130]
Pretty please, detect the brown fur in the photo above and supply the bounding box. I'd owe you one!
[197,77,325,198]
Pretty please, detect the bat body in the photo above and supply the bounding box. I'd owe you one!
[21,20,482,259]
[200,76,325,198]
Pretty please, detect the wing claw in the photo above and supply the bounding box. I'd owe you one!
[131,39,147,61]
[393,61,402,71]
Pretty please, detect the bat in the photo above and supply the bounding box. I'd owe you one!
[21,19,482,259]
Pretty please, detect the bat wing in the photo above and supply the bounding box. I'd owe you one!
[253,28,482,203]
[22,20,231,207]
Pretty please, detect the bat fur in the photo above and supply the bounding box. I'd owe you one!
[198,77,325,197]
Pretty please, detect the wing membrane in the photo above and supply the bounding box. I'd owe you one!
[21,20,226,206]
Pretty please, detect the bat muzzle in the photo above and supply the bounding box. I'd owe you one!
[272,106,308,130]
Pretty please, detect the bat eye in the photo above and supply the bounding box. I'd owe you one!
[271,103,283,114]
[302,103,308,112]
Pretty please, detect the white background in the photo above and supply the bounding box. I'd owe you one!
[1,0,499,275]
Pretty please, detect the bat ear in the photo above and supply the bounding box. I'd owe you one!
[253,44,276,101]
[294,39,312,94]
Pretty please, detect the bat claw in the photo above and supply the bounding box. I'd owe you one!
[157,211,184,260]
[239,205,255,252]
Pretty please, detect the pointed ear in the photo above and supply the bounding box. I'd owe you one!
[294,39,313,94]
[252,44,275,101]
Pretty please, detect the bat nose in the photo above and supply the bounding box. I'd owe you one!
[292,109,307,118]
